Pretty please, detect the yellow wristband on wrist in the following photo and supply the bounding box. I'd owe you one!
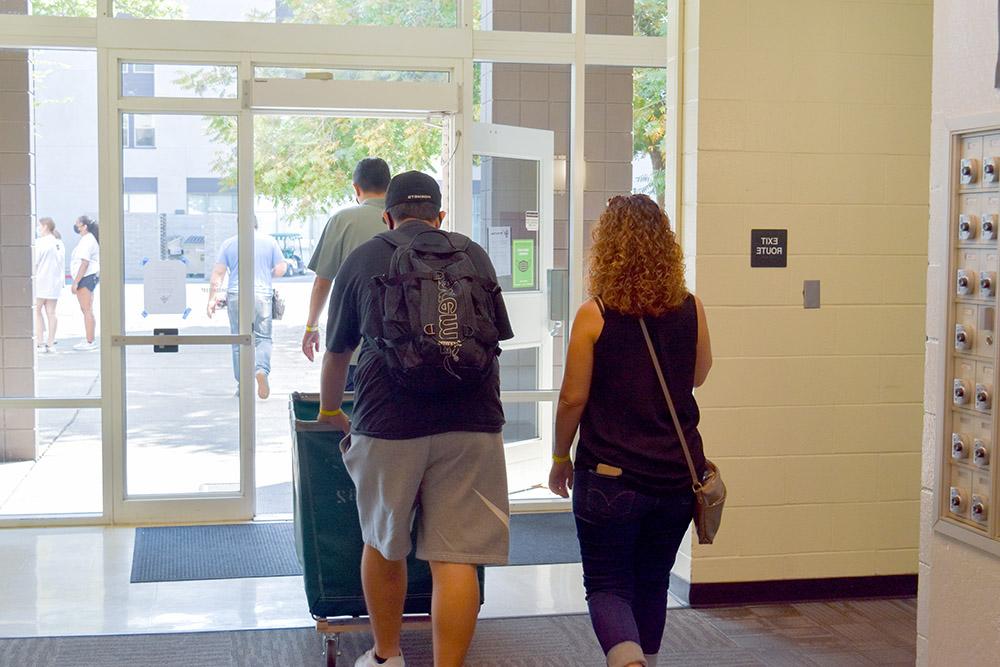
[552,453,570,463]
[305,325,319,333]
[319,408,343,417]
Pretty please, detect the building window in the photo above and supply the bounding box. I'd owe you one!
[121,62,154,97]
[186,177,237,214]
[123,114,155,149]
[123,177,158,213]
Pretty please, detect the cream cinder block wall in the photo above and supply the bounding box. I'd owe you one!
[682,0,931,584]
[920,1,1000,665]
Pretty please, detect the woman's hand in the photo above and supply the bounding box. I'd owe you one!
[71,283,79,295]
[548,461,574,498]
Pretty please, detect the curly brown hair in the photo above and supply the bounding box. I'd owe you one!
[588,194,688,316]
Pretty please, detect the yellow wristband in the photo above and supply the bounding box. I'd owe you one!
[552,453,570,463]
[319,408,343,417]
[305,325,319,333]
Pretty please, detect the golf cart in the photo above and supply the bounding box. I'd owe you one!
[272,232,307,276]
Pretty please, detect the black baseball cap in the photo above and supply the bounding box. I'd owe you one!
[384,171,442,210]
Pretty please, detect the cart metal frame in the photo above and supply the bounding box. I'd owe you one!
[316,615,432,666]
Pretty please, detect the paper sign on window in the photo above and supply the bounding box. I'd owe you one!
[143,258,187,315]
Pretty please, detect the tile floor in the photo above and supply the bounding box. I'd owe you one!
[0,526,917,667]
[0,526,588,638]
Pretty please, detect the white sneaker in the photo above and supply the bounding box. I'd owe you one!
[354,649,405,667]
[73,340,98,351]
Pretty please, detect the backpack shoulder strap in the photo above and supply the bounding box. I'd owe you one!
[375,230,403,249]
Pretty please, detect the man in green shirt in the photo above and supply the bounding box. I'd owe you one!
[301,158,390,387]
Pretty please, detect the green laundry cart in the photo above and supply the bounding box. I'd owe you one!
[289,392,485,666]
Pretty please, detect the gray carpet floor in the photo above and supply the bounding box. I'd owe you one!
[0,598,916,667]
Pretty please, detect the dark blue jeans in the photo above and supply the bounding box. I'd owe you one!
[573,469,694,663]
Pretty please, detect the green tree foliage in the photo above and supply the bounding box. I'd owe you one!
[634,1,668,206]
[37,0,668,213]
[635,0,667,37]
[30,0,183,18]
[174,66,444,223]
[188,0,458,223]
[253,0,455,27]
[633,67,666,206]
[206,114,442,223]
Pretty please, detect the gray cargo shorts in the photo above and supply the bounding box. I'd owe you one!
[340,431,510,565]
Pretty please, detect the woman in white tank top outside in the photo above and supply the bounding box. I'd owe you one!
[34,217,65,352]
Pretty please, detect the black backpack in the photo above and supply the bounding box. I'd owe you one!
[365,227,502,394]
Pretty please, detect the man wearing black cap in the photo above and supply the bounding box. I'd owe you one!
[318,171,514,667]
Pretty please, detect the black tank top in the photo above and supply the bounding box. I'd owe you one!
[576,294,706,496]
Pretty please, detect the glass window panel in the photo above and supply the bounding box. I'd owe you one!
[133,127,156,148]
[584,65,667,254]
[188,194,238,215]
[473,156,540,293]
[0,49,100,398]
[499,347,539,443]
[121,63,239,99]
[122,113,238,336]
[474,61,570,272]
[125,346,240,496]
[503,400,560,502]
[1,0,96,16]
[121,67,154,97]
[475,1,667,36]
[254,67,449,83]
[124,193,158,214]
[474,61,572,506]
[0,409,102,516]
[114,0,457,27]
[588,0,667,36]
[474,0,570,33]
[126,114,157,148]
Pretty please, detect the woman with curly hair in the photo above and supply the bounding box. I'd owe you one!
[549,194,713,667]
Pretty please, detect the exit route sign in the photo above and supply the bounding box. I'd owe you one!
[751,229,788,268]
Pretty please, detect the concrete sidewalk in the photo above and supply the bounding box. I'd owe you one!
[1,279,319,516]
[1,277,554,517]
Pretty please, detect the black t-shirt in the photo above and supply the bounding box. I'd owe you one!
[326,220,515,439]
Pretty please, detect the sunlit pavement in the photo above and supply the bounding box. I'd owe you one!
[1,276,554,517]
[1,277,320,517]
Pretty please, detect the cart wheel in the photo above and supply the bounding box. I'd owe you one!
[324,637,337,667]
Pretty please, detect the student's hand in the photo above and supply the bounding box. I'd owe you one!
[318,410,351,433]
[302,328,320,361]
[71,283,79,295]
[207,299,217,318]
[548,461,574,498]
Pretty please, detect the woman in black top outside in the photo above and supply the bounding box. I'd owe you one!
[549,194,713,667]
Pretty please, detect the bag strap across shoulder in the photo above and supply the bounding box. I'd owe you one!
[638,317,702,492]
[377,226,470,253]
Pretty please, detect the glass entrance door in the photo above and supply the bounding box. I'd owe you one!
[250,111,448,516]
[108,59,462,523]
[470,123,566,509]
[109,57,254,523]
[249,67,460,517]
